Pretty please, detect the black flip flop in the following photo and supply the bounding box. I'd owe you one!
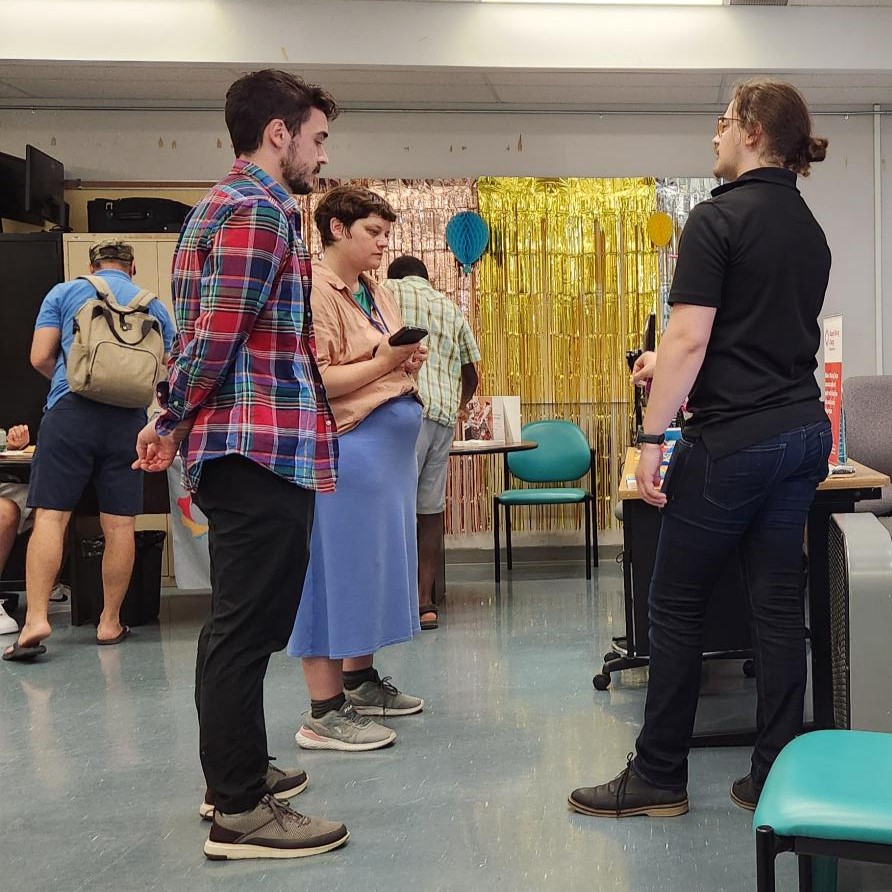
[419,604,439,631]
[2,641,47,661]
[97,626,131,646]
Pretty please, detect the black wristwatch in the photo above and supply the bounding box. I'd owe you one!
[635,430,665,446]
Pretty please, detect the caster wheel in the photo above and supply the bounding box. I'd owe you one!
[603,651,621,663]
[742,659,756,678]
[593,673,611,691]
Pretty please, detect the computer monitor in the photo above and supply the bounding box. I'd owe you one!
[0,151,42,226]
[25,144,66,226]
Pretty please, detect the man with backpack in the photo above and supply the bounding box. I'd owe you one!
[3,239,175,661]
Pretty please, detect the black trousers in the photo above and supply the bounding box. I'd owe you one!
[633,422,831,790]
[192,455,315,814]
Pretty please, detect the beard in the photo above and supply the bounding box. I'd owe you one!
[282,141,318,195]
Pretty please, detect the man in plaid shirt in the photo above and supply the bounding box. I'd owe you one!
[134,69,348,861]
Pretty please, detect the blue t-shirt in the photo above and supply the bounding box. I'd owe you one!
[35,269,176,411]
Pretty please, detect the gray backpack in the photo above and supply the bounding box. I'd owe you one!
[66,275,165,409]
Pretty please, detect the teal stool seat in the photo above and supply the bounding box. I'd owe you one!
[754,730,892,892]
[496,487,588,506]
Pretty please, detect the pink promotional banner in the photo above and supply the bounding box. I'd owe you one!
[823,315,843,466]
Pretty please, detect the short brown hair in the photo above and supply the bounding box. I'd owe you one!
[314,186,397,247]
[731,79,828,176]
[225,69,339,157]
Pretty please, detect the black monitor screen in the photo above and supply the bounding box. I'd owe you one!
[0,151,42,225]
[25,144,65,225]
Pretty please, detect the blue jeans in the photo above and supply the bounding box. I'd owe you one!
[633,421,832,790]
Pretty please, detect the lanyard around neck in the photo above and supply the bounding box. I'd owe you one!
[351,282,389,335]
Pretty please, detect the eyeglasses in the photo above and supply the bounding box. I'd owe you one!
[716,116,741,136]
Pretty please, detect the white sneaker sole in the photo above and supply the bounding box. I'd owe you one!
[294,727,396,751]
[204,830,349,860]
[198,777,309,820]
[350,700,424,717]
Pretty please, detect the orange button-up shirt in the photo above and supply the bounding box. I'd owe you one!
[311,261,420,435]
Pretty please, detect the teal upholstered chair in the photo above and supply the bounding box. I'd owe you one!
[493,420,597,583]
[754,730,892,892]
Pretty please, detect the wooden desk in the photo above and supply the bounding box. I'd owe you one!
[605,446,890,740]
[619,448,889,500]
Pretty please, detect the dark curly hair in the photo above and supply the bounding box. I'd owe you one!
[314,186,397,247]
[225,69,339,157]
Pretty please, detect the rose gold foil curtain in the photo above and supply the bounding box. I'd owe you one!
[296,179,490,536]
[296,176,665,535]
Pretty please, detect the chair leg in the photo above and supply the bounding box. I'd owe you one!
[505,505,513,570]
[583,498,592,580]
[493,496,501,584]
[591,495,599,568]
[756,826,778,892]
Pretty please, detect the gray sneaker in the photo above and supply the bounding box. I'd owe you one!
[346,675,424,717]
[199,761,309,820]
[204,794,348,860]
[295,701,396,751]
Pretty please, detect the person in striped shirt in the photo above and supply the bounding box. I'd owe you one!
[384,256,480,630]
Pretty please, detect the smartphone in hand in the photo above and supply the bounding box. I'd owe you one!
[388,326,428,346]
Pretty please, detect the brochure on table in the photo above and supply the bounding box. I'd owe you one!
[458,395,522,445]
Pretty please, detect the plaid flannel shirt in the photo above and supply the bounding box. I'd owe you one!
[156,160,337,492]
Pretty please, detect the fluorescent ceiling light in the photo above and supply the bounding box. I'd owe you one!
[481,0,723,6]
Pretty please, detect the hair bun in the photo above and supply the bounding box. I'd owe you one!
[807,136,828,163]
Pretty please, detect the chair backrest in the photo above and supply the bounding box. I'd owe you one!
[844,376,892,477]
[507,420,592,483]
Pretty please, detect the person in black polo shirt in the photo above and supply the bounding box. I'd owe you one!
[570,79,832,818]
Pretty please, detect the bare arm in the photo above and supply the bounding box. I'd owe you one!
[458,363,479,417]
[6,425,29,450]
[635,303,716,507]
[321,339,419,399]
[30,327,62,380]
[640,304,715,436]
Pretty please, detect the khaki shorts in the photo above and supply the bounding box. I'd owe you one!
[415,418,454,514]
[0,481,33,534]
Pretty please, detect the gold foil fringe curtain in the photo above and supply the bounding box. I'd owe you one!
[475,177,660,533]
[296,177,672,535]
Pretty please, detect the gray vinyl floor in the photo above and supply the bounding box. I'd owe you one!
[2,560,890,892]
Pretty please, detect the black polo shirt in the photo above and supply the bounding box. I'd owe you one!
[669,167,831,458]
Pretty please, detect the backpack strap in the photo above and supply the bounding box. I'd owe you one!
[79,275,158,314]
[129,289,159,311]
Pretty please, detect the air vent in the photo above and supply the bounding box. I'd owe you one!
[730,0,788,5]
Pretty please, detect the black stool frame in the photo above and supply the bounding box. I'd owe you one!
[756,825,892,892]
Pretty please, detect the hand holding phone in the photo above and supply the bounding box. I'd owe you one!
[388,326,428,346]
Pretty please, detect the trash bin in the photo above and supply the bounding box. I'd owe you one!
[71,530,166,627]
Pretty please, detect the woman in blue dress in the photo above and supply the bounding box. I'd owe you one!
[288,186,427,751]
